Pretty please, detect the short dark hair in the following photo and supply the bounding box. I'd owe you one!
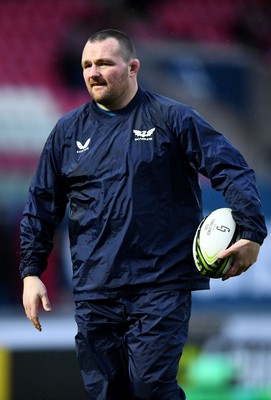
[88,29,136,63]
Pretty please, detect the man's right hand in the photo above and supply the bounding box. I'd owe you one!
[22,276,51,332]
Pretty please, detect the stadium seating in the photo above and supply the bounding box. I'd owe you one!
[0,0,256,88]
[151,0,245,42]
[0,0,99,87]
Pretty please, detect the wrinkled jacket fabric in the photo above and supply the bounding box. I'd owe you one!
[20,87,267,300]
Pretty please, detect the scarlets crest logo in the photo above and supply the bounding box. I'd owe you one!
[133,127,156,141]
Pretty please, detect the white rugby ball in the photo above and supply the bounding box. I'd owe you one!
[193,208,240,278]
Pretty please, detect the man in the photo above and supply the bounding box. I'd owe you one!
[20,29,267,400]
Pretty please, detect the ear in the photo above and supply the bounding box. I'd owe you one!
[129,59,140,77]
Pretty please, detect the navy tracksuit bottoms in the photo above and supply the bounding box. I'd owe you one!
[75,289,191,400]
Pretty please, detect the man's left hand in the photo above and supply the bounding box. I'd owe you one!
[218,239,260,281]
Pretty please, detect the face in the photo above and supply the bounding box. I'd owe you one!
[81,38,139,110]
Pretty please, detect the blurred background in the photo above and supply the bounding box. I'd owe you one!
[0,0,270,399]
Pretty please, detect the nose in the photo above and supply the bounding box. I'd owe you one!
[87,65,101,78]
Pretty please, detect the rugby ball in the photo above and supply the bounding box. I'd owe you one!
[193,208,240,278]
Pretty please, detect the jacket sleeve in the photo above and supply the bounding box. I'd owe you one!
[178,107,267,245]
[19,126,68,279]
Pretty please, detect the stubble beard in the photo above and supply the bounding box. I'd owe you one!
[88,71,130,110]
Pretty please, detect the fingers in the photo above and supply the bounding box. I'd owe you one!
[41,293,52,313]
[222,261,250,281]
[30,312,42,332]
[218,239,260,281]
[26,294,51,332]
[22,276,51,332]
[23,297,42,331]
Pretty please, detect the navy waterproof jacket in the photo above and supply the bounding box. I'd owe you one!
[19,87,267,300]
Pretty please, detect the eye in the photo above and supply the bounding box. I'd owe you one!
[84,63,92,69]
[99,60,114,67]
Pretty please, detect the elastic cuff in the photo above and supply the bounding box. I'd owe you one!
[240,230,265,245]
[19,265,42,280]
